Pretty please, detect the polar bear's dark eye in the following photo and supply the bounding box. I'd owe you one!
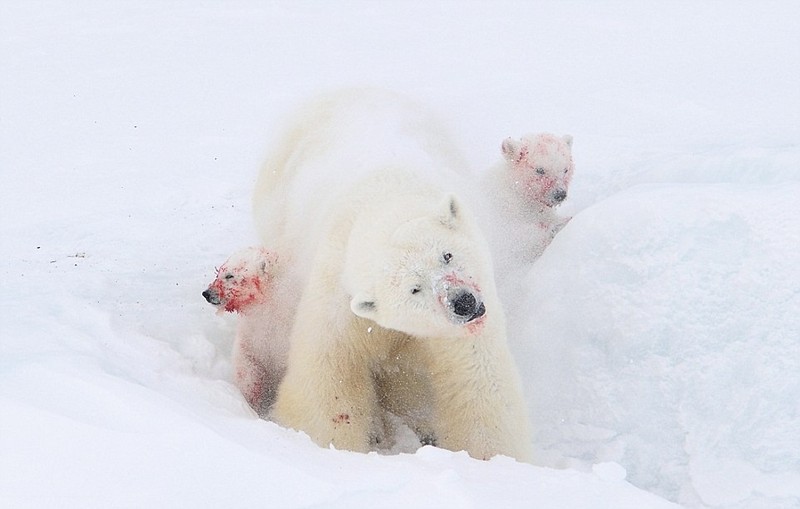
[535,167,545,175]
[224,274,234,280]
[410,286,422,295]
[442,252,453,264]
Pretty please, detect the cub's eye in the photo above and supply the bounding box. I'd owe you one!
[535,167,546,175]
[224,274,234,280]
[442,252,453,264]
[410,286,422,295]
[563,168,569,174]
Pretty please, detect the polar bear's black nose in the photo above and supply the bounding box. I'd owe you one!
[452,291,478,318]
[552,188,567,203]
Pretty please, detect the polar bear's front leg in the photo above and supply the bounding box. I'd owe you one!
[271,318,380,453]
[232,332,287,417]
[375,338,437,446]
[426,332,532,463]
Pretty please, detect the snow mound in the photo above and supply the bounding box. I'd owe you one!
[518,183,800,507]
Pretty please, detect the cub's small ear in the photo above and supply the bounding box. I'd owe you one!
[350,294,377,319]
[562,134,573,149]
[438,193,461,229]
[501,137,522,161]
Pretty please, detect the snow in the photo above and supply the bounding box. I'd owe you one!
[1,1,798,508]
[519,183,800,507]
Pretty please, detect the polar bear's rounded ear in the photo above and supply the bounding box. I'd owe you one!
[350,294,377,319]
[562,134,573,149]
[501,137,522,162]
[438,194,461,230]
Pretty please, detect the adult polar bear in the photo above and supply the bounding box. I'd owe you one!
[253,89,532,462]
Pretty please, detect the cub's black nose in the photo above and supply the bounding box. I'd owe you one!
[552,188,567,203]
[202,289,220,305]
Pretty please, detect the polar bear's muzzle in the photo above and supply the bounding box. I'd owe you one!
[202,288,221,306]
[447,288,486,324]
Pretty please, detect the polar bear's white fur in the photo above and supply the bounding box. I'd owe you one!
[253,90,532,462]
[203,246,296,415]
[481,133,575,269]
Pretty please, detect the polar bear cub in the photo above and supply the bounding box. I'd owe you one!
[203,246,295,415]
[254,89,532,462]
[482,133,575,267]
